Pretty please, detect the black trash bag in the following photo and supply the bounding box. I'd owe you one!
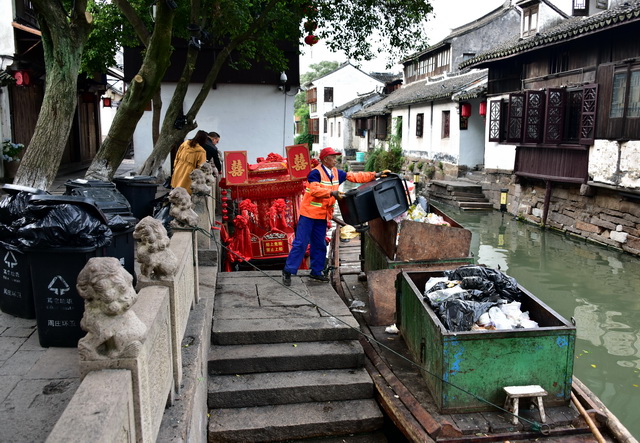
[152,194,173,237]
[445,265,521,302]
[435,299,497,332]
[16,203,112,249]
[0,192,44,245]
[105,214,136,231]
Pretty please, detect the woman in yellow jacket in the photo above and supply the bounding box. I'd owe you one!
[171,130,208,194]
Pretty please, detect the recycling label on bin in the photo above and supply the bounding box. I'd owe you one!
[48,276,70,296]
[3,250,21,285]
[43,276,76,311]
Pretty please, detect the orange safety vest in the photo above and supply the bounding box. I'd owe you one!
[300,165,376,221]
[300,165,340,221]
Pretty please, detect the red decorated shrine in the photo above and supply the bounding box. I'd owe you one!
[220,147,317,271]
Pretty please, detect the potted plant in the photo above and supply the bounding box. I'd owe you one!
[2,139,25,180]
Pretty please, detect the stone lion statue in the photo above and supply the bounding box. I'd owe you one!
[190,168,211,196]
[200,162,217,187]
[133,216,178,280]
[168,186,199,228]
[77,257,147,360]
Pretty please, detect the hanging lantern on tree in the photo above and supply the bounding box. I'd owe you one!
[304,34,319,46]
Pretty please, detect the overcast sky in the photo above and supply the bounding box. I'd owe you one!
[299,0,507,74]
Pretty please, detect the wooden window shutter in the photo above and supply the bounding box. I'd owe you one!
[416,113,424,137]
[506,93,525,143]
[488,100,502,142]
[376,116,387,139]
[579,83,598,145]
[442,111,450,138]
[523,90,546,143]
[544,88,566,144]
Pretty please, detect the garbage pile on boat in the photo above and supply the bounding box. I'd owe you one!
[395,197,450,226]
[423,265,539,332]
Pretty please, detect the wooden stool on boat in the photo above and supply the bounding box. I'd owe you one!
[503,385,548,425]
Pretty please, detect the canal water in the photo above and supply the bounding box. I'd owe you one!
[431,202,640,438]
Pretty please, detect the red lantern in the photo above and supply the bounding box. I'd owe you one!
[479,101,487,117]
[304,34,319,46]
[14,71,30,86]
[460,103,472,118]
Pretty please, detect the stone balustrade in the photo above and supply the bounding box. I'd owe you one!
[46,216,214,442]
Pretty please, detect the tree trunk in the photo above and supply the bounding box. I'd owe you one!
[13,1,91,191]
[138,44,237,176]
[84,2,175,181]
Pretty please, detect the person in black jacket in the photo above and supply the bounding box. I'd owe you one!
[204,131,222,172]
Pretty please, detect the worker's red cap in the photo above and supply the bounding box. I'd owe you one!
[319,147,342,160]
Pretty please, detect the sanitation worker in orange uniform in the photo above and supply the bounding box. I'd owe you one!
[282,147,384,286]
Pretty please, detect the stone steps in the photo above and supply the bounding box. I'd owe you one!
[207,273,383,442]
[208,399,383,442]
[208,340,365,375]
[211,315,360,345]
[427,179,493,211]
[208,368,373,408]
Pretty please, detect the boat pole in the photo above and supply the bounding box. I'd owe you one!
[571,391,605,443]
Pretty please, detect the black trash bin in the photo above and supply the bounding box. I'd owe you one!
[64,178,117,195]
[0,184,49,319]
[29,245,103,347]
[0,242,35,318]
[113,175,158,220]
[66,185,137,280]
[338,174,410,226]
[23,195,111,347]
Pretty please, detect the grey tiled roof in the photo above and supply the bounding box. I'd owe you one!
[352,70,487,118]
[401,0,514,63]
[324,92,385,117]
[460,0,640,69]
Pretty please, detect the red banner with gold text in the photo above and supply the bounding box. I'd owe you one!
[286,144,311,179]
[224,151,248,184]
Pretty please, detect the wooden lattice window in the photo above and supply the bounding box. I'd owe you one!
[544,88,565,144]
[523,90,545,143]
[579,84,598,144]
[507,93,525,143]
[488,100,502,142]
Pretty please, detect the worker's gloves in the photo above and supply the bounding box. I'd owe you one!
[375,170,391,178]
[330,190,345,200]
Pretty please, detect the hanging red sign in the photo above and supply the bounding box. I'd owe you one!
[224,151,249,184]
[286,144,311,179]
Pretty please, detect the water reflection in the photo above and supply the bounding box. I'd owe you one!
[432,203,640,438]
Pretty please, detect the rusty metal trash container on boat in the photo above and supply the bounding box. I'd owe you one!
[364,205,474,325]
[396,269,576,413]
